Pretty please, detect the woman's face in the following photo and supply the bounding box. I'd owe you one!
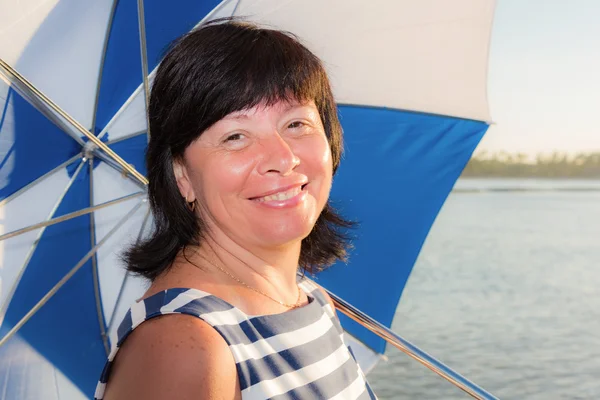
[175,100,333,251]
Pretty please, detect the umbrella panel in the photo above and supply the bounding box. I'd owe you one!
[0,0,495,397]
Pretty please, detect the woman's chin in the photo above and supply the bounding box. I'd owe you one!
[243,201,321,244]
[250,220,317,249]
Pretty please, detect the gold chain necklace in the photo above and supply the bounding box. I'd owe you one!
[186,254,303,309]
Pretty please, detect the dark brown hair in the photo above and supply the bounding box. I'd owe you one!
[125,19,352,281]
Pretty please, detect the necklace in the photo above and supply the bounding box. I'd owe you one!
[186,254,303,309]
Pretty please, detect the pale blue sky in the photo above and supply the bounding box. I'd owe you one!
[478,0,600,155]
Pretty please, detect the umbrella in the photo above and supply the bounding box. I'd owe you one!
[0,0,496,398]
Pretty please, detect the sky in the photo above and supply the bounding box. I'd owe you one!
[477,0,600,156]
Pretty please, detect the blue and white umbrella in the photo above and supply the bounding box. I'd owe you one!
[0,1,495,398]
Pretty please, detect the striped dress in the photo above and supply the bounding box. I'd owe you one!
[95,279,377,399]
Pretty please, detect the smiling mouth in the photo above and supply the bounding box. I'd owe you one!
[253,184,307,202]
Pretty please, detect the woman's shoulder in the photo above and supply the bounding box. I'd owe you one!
[102,313,240,400]
[299,278,336,310]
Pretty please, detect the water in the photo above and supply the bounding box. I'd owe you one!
[368,178,600,399]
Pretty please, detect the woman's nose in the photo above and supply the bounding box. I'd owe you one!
[257,133,300,176]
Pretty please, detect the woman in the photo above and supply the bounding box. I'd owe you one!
[96,19,377,400]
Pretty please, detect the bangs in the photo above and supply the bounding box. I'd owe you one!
[195,22,329,130]
[221,26,327,112]
[154,20,331,155]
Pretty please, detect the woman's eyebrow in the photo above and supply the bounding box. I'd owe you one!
[282,103,311,114]
[223,113,250,121]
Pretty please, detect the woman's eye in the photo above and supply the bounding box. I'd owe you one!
[288,121,305,129]
[224,133,243,142]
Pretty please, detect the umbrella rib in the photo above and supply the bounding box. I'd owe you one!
[91,0,119,135]
[322,285,499,400]
[106,208,151,335]
[0,159,86,328]
[0,58,148,186]
[88,159,110,356]
[0,364,9,399]
[0,192,146,242]
[0,154,82,208]
[231,0,242,16]
[136,0,151,140]
[52,366,61,399]
[0,68,85,147]
[0,201,145,350]
[95,81,147,142]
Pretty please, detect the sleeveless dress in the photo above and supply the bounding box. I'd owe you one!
[95,279,377,399]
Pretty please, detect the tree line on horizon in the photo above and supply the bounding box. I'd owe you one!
[461,151,600,178]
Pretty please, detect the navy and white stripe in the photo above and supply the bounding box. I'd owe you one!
[95,279,377,399]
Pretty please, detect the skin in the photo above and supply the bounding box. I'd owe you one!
[103,100,336,399]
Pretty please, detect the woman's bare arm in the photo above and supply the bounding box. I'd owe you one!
[103,314,240,400]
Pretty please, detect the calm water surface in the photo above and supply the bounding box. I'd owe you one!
[368,179,600,399]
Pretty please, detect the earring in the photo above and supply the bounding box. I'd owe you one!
[185,194,196,212]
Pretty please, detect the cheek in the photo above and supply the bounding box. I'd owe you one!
[316,138,333,178]
[210,158,253,191]
[186,148,256,200]
[298,137,333,186]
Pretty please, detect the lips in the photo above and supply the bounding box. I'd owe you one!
[254,186,303,202]
[249,182,308,201]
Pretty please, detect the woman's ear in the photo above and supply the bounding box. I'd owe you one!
[173,160,195,202]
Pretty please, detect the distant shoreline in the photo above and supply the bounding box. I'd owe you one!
[453,175,600,193]
[461,151,600,179]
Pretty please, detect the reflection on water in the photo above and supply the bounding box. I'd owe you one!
[368,179,600,399]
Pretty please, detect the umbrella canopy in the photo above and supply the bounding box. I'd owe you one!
[0,0,495,398]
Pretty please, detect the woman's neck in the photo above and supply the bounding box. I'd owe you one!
[193,228,302,299]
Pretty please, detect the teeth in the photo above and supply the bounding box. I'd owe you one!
[256,186,302,202]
